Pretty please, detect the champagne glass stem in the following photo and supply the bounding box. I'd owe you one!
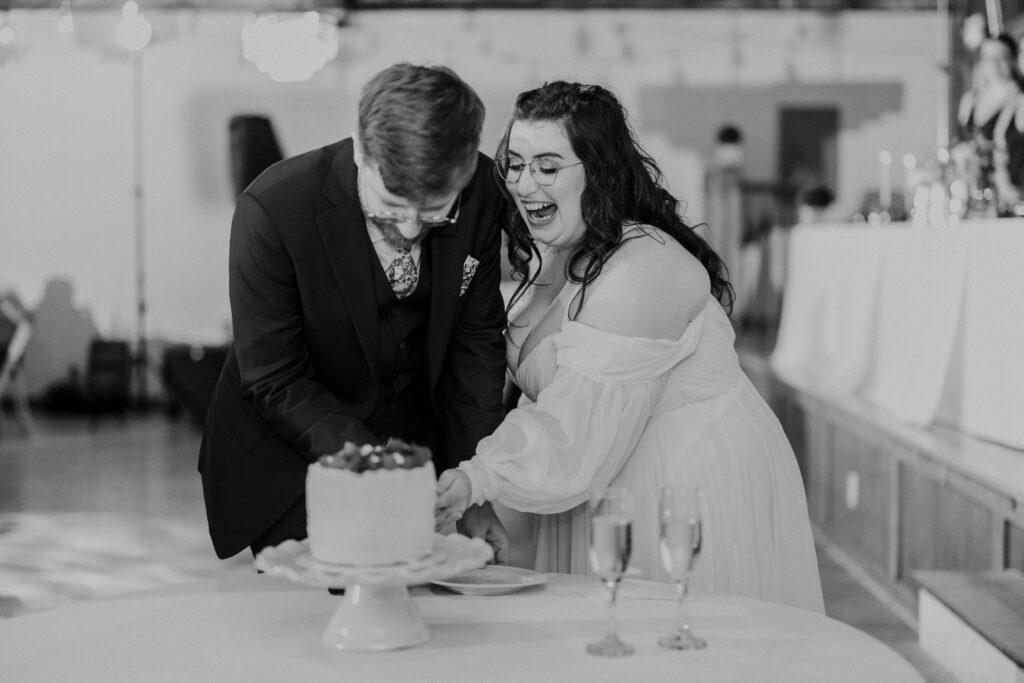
[675,576,687,635]
[606,580,620,639]
[680,571,706,648]
[683,571,698,636]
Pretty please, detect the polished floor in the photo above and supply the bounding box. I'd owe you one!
[0,411,956,681]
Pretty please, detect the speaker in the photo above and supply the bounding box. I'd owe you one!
[229,114,284,197]
[85,339,132,411]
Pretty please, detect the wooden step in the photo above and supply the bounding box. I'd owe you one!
[916,570,1024,683]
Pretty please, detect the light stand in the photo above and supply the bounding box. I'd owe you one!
[117,0,152,409]
[131,48,148,408]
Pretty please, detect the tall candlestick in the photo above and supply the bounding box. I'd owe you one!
[936,0,949,150]
[985,0,1003,36]
[903,152,917,220]
[879,150,892,211]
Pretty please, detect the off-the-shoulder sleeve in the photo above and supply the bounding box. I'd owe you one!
[458,313,704,513]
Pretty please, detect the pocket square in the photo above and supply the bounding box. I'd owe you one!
[460,256,480,296]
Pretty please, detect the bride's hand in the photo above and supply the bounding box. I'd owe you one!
[435,469,472,531]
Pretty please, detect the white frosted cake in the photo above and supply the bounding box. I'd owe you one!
[306,439,436,566]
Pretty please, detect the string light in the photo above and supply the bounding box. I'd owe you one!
[56,0,74,36]
[116,1,152,52]
[0,16,14,47]
[241,12,339,83]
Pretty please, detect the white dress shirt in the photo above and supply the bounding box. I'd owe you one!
[365,220,422,274]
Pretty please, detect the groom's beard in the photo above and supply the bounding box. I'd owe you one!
[370,219,434,252]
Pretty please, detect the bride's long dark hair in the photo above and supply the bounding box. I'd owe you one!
[494,81,734,317]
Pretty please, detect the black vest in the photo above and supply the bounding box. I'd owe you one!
[364,240,435,448]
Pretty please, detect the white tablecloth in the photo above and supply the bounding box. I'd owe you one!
[771,219,1024,450]
[0,574,923,682]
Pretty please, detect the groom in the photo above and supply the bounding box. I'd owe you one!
[198,63,510,562]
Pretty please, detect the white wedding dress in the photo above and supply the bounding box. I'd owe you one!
[459,227,825,614]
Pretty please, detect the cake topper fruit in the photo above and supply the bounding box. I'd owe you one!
[317,438,431,472]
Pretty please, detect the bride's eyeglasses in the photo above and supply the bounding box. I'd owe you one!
[495,155,583,186]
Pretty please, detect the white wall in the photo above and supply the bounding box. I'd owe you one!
[0,8,946,367]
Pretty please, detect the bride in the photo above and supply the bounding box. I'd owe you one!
[436,81,824,613]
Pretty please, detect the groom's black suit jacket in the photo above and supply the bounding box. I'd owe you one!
[198,139,508,559]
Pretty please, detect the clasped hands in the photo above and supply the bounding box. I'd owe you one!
[435,469,510,564]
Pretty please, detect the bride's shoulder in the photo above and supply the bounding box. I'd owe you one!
[609,224,708,289]
[576,225,709,340]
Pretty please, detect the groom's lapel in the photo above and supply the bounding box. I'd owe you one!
[317,142,379,382]
[427,224,463,391]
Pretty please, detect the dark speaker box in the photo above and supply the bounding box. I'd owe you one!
[86,339,132,410]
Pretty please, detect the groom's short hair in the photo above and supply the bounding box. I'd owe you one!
[358,63,484,204]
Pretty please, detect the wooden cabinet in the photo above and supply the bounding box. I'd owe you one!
[899,465,995,590]
[825,424,892,578]
[1007,523,1024,572]
[795,396,832,530]
[760,366,1024,615]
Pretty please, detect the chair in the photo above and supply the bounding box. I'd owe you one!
[0,297,35,435]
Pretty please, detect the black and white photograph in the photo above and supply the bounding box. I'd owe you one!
[1,1,1021,681]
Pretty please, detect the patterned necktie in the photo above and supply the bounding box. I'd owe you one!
[386,248,418,299]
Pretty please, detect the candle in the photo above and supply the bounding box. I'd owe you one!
[936,0,949,150]
[879,150,892,210]
[985,0,1003,36]
[903,152,917,218]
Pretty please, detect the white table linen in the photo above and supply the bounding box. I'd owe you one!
[859,227,969,423]
[772,225,883,396]
[0,573,923,682]
[771,219,1024,450]
[944,223,1024,448]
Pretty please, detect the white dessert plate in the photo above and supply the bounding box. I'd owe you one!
[432,565,546,595]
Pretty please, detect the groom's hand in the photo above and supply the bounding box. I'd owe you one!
[458,502,510,565]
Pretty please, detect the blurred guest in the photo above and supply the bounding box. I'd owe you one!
[992,35,1024,210]
[21,278,98,398]
[199,63,510,562]
[0,289,33,432]
[956,33,1022,144]
[0,289,30,386]
[436,82,824,613]
[953,33,1022,215]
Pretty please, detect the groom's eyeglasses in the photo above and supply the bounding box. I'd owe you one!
[364,192,462,228]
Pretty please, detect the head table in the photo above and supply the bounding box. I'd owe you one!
[771,219,1024,451]
[0,572,922,682]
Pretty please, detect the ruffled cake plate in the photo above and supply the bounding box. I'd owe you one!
[255,534,492,650]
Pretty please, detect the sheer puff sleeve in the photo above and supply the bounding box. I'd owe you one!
[458,312,704,513]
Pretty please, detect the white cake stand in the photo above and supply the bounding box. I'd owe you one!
[254,534,492,651]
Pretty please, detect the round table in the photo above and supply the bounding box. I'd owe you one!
[0,573,924,682]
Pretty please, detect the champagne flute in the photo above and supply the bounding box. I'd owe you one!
[586,487,635,657]
[658,484,707,650]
